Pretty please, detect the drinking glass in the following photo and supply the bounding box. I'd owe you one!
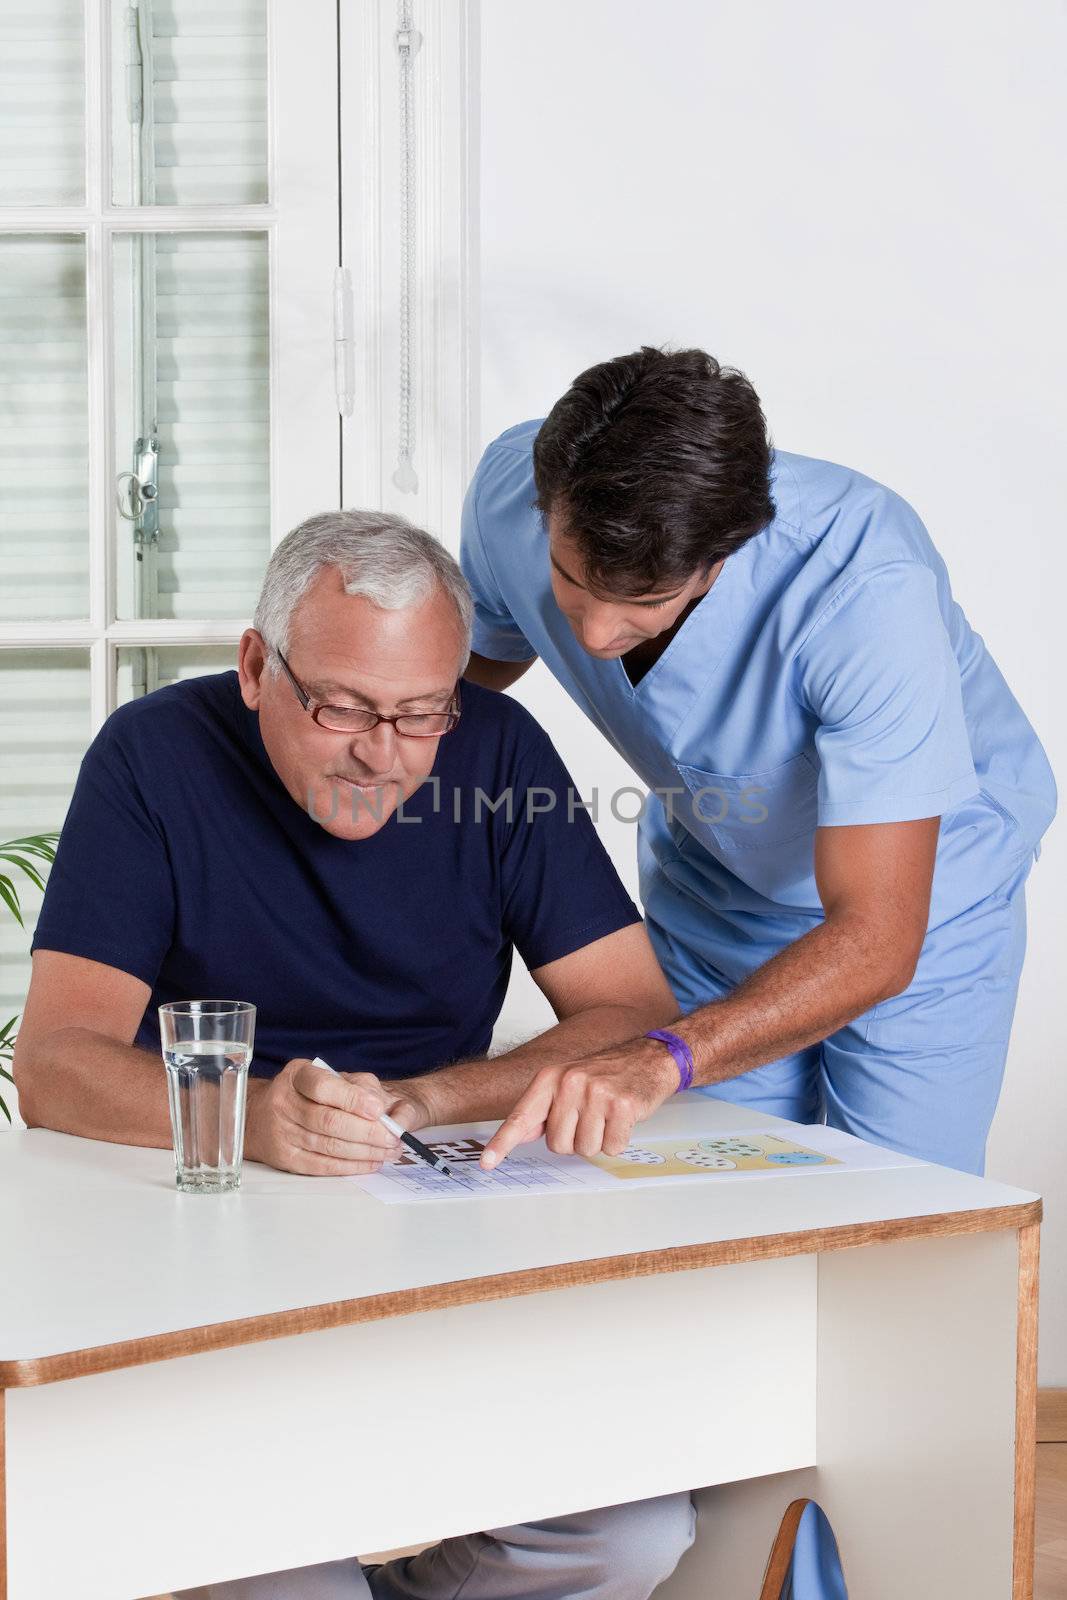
[159,1000,255,1193]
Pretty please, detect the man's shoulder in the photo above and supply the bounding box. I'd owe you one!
[458,677,548,743]
[772,450,936,564]
[473,420,542,493]
[100,671,242,759]
[454,679,561,780]
[466,422,545,570]
[485,417,543,459]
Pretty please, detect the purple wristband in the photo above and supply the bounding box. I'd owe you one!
[646,1029,695,1093]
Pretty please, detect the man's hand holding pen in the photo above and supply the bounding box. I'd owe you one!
[243,1057,432,1177]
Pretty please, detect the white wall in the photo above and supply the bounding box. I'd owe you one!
[477,0,1067,1379]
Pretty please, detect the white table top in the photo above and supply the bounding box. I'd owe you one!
[0,1097,1039,1371]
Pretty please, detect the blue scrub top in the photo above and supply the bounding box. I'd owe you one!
[460,422,1056,996]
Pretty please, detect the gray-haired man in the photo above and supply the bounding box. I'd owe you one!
[17,511,694,1600]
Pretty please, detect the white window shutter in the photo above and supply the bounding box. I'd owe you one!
[0,1,85,206]
[0,235,90,623]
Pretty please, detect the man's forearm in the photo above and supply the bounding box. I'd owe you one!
[678,912,913,1086]
[18,1027,176,1148]
[403,1002,662,1126]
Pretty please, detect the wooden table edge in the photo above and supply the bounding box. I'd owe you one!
[0,1196,1041,1390]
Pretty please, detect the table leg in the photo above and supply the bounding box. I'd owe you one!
[2,1390,7,1600]
[655,1226,1037,1599]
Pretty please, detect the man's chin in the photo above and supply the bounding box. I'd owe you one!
[321,811,394,840]
[306,779,400,838]
[587,642,637,659]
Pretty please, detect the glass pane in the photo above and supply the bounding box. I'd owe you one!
[111,0,269,206]
[115,642,237,702]
[113,232,270,621]
[0,1,85,205]
[0,235,89,622]
[0,649,91,1077]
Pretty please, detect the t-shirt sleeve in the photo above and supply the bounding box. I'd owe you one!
[31,719,175,987]
[460,455,538,663]
[796,562,979,827]
[498,722,641,971]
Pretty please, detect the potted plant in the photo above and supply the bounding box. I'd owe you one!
[1,833,59,1124]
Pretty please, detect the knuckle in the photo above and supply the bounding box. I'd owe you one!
[313,1130,347,1159]
[356,1096,386,1122]
[320,1106,349,1140]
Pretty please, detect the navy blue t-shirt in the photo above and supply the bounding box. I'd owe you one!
[32,672,640,1080]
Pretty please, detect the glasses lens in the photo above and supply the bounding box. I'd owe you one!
[316,706,379,733]
[395,713,454,736]
[313,707,457,735]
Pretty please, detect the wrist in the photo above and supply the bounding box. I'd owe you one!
[241,1076,269,1164]
[644,1028,696,1093]
[390,1073,441,1130]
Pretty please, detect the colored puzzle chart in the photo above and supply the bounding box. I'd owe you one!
[585,1132,842,1179]
[353,1122,922,1204]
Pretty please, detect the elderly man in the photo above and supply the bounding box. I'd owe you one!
[15,511,693,1600]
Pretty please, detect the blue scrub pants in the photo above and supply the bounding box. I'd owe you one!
[652,862,1032,1595]
[659,860,1031,1178]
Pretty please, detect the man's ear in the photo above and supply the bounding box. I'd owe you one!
[238,628,267,710]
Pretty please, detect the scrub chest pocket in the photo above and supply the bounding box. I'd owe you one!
[675,753,821,902]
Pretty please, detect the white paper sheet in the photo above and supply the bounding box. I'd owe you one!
[353,1121,925,1204]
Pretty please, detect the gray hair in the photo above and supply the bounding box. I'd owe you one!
[253,510,474,670]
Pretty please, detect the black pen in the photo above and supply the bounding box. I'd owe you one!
[311,1057,457,1178]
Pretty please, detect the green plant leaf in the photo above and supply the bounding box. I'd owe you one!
[0,832,60,857]
[0,1066,14,1086]
[0,833,59,928]
[0,875,24,927]
[0,1094,11,1125]
[0,853,47,892]
[0,845,52,864]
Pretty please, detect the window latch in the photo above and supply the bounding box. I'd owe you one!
[116,434,160,547]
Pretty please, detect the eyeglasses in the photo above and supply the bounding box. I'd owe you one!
[274,649,462,738]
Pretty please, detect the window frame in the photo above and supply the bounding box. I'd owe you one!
[0,0,341,728]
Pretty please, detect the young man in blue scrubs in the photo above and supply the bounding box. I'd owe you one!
[464,346,1057,1179]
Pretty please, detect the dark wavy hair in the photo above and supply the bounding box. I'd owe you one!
[532,346,775,595]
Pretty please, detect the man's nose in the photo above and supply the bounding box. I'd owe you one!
[353,719,398,765]
[579,604,624,653]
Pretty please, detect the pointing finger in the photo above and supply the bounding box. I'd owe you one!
[481,1075,557,1170]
